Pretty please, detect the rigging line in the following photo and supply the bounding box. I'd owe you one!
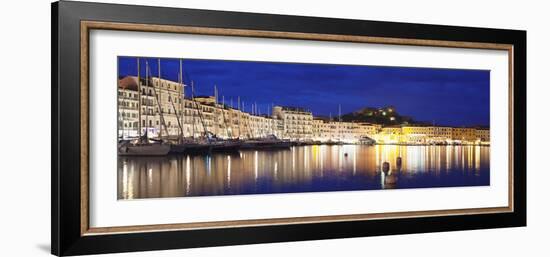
[191,82,210,141]
[146,60,169,138]
[169,67,184,141]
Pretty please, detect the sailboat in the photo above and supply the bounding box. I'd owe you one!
[118,137,171,156]
[240,134,292,150]
[118,58,171,156]
[169,60,241,155]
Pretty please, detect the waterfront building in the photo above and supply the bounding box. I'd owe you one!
[147,77,185,139]
[451,127,477,142]
[117,76,140,138]
[476,128,490,142]
[179,96,286,140]
[336,121,355,141]
[311,119,337,142]
[182,97,207,138]
[312,118,325,140]
[118,76,184,139]
[310,119,378,143]
[373,126,403,144]
[323,121,345,141]
[402,125,453,144]
[355,123,380,137]
[118,76,489,145]
[184,96,241,139]
[272,106,313,140]
[193,96,222,137]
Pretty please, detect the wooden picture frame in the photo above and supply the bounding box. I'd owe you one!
[52,1,526,255]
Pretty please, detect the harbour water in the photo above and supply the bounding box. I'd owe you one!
[118,145,490,199]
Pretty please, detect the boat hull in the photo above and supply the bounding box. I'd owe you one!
[176,142,242,154]
[240,141,292,150]
[118,143,171,156]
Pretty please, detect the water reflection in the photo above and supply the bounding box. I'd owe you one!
[118,145,490,199]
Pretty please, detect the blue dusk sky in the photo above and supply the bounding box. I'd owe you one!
[118,56,490,127]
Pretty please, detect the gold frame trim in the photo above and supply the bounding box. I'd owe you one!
[80,20,514,236]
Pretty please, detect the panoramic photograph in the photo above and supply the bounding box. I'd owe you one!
[117,56,490,200]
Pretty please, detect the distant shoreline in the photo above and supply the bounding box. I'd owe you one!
[287,143,490,147]
[374,143,490,146]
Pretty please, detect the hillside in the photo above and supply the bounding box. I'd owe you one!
[340,106,415,126]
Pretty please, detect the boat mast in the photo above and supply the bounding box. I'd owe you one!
[169,60,184,143]
[121,107,125,138]
[338,104,342,122]
[229,97,234,139]
[144,63,149,139]
[158,59,169,138]
[338,105,342,140]
[214,85,218,136]
[242,101,246,138]
[220,94,231,138]
[137,57,142,141]
[243,102,253,139]
[179,59,184,140]
[191,81,195,138]
[158,59,163,139]
[190,82,209,140]
[272,106,277,136]
[237,96,241,138]
[118,74,125,138]
[146,60,169,138]
[230,98,235,139]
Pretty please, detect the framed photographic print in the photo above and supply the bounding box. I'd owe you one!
[52,1,526,256]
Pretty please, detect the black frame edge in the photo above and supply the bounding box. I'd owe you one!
[52,1,527,256]
[51,1,60,256]
[513,30,527,227]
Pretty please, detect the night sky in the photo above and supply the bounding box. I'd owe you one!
[118,56,490,127]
